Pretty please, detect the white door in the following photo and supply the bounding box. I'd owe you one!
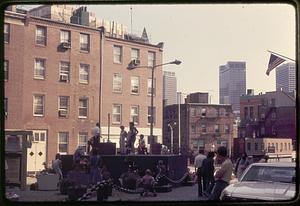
[27,130,47,173]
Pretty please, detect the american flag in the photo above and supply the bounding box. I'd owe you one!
[266,53,286,75]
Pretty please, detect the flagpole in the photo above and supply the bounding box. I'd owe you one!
[267,50,295,62]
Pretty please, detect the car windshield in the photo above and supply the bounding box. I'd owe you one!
[242,165,295,184]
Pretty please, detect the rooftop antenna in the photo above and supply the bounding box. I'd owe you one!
[130,5,133,34]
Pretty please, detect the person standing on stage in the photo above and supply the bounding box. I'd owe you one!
[127,122,138,154]
[87,126,100,155]
[194,148,206,197]
[138,134,146,154]
[119,125,127,155]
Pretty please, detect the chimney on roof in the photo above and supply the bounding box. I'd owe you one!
[247,89,254,95]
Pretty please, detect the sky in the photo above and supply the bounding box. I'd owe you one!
[89,4,296,103]
[22,3,296,103]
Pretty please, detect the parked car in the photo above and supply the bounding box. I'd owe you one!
[220,162,296,201]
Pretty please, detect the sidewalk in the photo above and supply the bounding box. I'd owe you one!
[5,177,205,202]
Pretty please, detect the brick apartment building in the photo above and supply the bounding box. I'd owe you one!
[4,6,163,172]
[234,90,296,159]
[163,94,234,156]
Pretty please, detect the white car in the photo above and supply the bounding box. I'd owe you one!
[220,162,296,201]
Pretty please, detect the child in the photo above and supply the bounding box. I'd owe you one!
[140,169,157,197]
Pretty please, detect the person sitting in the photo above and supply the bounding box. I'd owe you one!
[140,169,157,197]
[119,165,140,190]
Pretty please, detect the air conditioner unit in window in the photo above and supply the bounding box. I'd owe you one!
[61,42,71,49]
[132,59,141,66]
[59,110,68,117]
[60,74,69,82]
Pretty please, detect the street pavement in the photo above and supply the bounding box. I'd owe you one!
[5,177,206,202]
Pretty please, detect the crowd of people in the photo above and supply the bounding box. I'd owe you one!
[48,121,270,200]
[193,146,268,200]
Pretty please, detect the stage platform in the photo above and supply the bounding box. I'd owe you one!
[61,155,188,182]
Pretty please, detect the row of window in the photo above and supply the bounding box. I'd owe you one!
[4,96,156,125]
[4,23,157,66]
[4,59,90,83]
[113,73,156,95]
[5,59,156,95]
[4,23,90,51]
[191,124,230,134]
[190,107,229,117]
[57,132,89,154]
[113,45,156,66]
[246,142,292,152]
[112,104,156,125]
[33,130,159,155]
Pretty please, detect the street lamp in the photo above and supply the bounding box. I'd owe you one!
[168,122,176,154]
[127,59,181,140]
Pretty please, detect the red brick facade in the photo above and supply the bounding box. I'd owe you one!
[4,11,163,168]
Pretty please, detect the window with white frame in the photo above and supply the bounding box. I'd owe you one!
[147,78,156,96]
[59,61,70,82]
[80,33,89,51]
[112,104,122,124]
[58,132,68,154]
[131,76,139,94]
[33,95,44,116]
[34,58,46,79]
[36,26,46,45]
[214,125,219,133]
[131,48,140,60]
[113,73,122,93]
[33,130,46,142]
[78,132,88,153]
[130,105,139,124]
[148,51,155,67]
[60,30,70,43]
[4,23,10,43]
[79,64,89,84]
[58,96,69,117]
[78,98,88,118]
[113,45,122,63]
[147,106,156,124]
[4,60,8,80]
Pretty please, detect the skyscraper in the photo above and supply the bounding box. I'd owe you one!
[219,61,246,116]
[276,62,296,94]
[163,71,177,106]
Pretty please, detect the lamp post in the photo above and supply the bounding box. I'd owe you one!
[168,122,176,154]
[127,59,181,140]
